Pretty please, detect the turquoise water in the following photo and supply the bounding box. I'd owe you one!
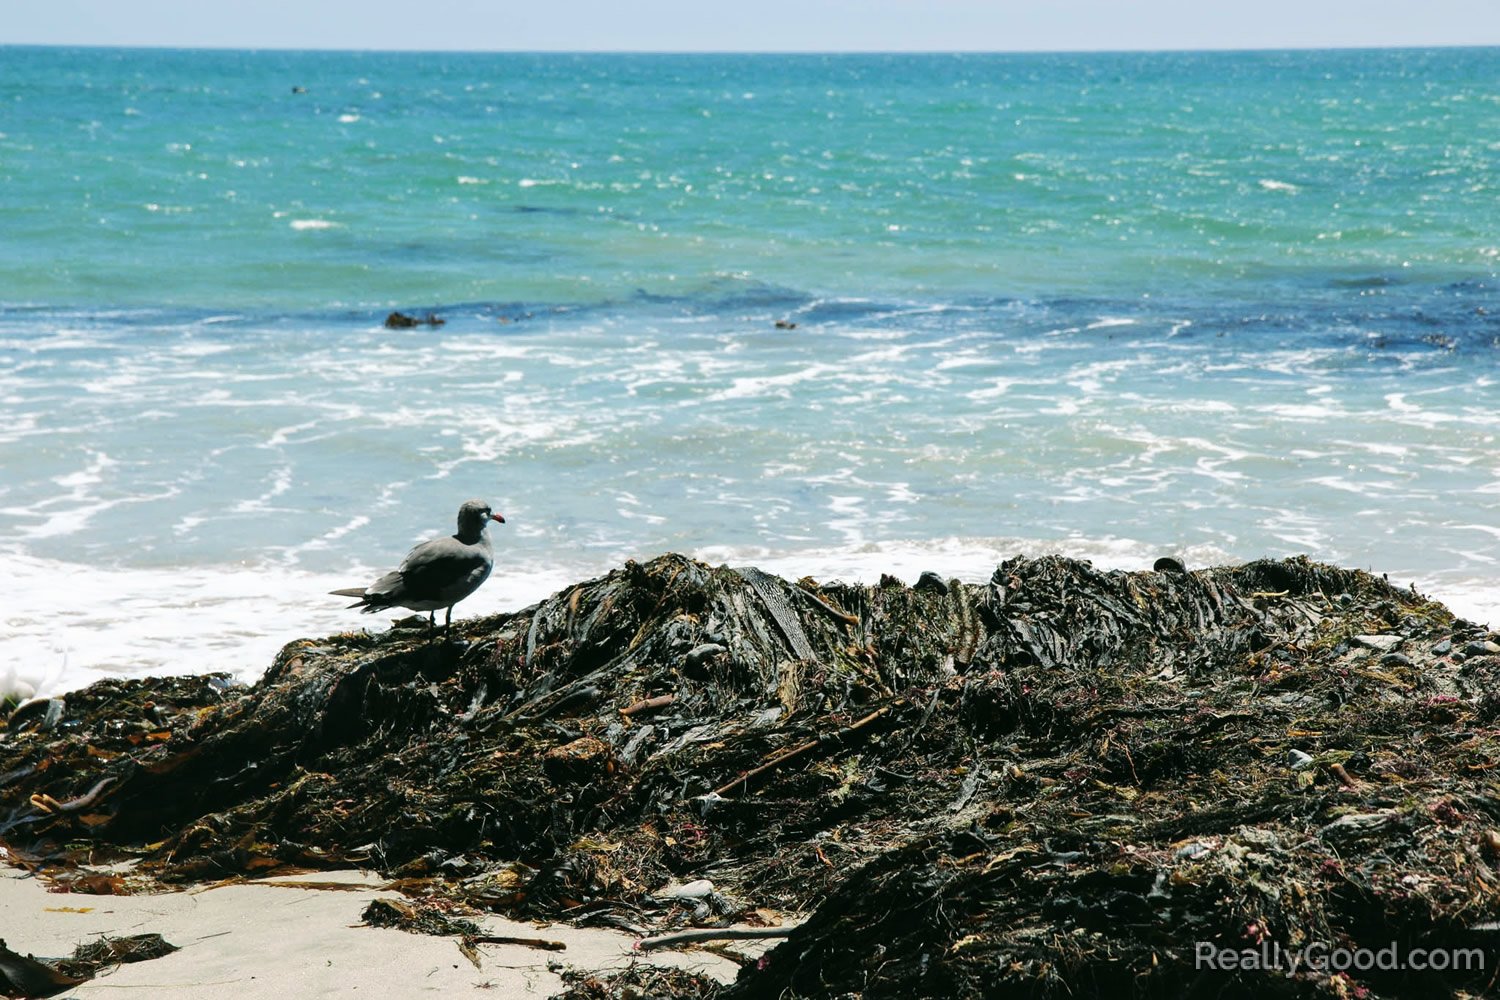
[1,47,1498,693]
[4,48,1496,306]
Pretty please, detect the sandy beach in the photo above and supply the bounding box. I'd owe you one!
[1,865,748,997]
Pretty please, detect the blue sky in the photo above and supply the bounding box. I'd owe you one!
[7,0,1500,52]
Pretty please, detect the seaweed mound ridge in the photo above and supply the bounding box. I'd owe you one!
[4,554,1499,999]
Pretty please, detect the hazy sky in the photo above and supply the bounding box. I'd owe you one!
[7,0,1500,52]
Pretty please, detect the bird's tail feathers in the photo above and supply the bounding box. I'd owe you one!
[331,586,389,610]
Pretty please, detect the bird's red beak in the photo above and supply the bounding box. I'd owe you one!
[491,513,506,524]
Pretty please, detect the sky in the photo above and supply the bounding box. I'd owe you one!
[6,0,1500,52]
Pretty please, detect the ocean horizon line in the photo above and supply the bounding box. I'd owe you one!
[4,41,1498,58]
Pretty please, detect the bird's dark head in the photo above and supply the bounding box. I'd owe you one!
[458,499,505,533]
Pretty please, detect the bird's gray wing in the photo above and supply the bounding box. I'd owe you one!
[396,537,492,604]
[358,569,409,606]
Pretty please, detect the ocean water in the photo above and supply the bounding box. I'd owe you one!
[2,46,1498,697]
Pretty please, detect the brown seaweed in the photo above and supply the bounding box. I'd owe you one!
[2,553,1498,998]
[0,934,177,999]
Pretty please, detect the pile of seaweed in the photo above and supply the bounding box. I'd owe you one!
[4,554,1500,999]
[0,934,178,997]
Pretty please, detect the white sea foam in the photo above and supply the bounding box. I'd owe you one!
[725,540,1500,634]
[290,219,340,230]
[5,299,1499,699]
[1429,583,1500,629]
[706,363,837,402]
[172,341,236,357]
[693,535,1242,593]
[0,550,577,700]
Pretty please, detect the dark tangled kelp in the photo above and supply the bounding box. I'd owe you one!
[3,554,1500,998]
[0,934,178,998]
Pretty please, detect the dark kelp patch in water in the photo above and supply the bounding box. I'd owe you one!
[3,554,1499,998]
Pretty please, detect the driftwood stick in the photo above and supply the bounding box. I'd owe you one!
[710,703,895,797]
[621,694,675,716]
[465,934,567,951]
[30,776,118,815]
[713,739,817,796]
[638,927,796,951]
[794,585,861,627]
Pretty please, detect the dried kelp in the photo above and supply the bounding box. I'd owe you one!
[0,933,177,999]
[553,962,723,1000]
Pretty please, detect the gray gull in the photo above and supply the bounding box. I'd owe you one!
[331,499,505,633]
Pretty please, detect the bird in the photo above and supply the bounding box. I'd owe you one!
[331,499,505,635]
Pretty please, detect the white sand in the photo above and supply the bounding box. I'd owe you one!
[1,867,749,997]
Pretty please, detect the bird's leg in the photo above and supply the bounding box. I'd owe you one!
[444,606,453,637]
[427,611,436,639]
